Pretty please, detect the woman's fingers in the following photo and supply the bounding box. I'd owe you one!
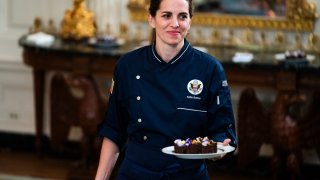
[208,139,232,161]
[223,138,231,146]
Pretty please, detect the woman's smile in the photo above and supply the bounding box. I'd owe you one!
[167,30,180,36]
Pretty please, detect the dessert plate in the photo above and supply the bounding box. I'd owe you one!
[161,144,235,159]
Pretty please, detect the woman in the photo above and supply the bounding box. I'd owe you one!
[95,0,237,179]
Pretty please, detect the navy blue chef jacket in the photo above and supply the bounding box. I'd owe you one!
[99,39,237,180]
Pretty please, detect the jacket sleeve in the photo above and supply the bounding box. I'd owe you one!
[207,62,237,148]
[98,65,129,151]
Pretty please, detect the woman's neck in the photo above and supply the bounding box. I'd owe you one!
[155,40,184,63]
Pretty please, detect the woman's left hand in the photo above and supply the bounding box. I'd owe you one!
[208,138,231,161]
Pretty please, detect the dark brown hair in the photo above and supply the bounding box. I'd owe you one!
[148,0,193,18]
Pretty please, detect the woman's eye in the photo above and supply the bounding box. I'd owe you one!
[162,14,171,19]
[179,14,188,20]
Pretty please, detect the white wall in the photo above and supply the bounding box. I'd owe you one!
[0,61,34,133]
[0,0,72,135]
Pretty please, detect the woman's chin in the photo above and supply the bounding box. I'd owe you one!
[166,39,183,46]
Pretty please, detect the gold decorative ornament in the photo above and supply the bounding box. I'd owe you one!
[46,19,58,36]
[210,29,221,45]
[127,0,149,10]
[274,31,286,51]
[128,0,318,31]
[119,23,129,40]
[306,33,319,52]
[227,29,240,46]
[29,17,44,33]
[293,33,304,50]
[60,0,96,40]
[259,32,269,50]
[242,28,253,46]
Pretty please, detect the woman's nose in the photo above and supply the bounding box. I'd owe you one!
[171,17,179,28]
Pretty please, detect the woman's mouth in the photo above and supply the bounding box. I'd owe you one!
[167,31,180,36]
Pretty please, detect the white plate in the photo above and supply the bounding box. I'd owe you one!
[161,144,235,159]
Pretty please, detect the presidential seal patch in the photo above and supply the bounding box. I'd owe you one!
[187,79,203,95]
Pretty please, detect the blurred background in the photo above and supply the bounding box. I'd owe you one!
[0,0,320,179]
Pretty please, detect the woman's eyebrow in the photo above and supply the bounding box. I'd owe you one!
[179,12,188,15]
[160,11,172,14]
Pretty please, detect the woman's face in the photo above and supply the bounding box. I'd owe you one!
[148,0,191,46]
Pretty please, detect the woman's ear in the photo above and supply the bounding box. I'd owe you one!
[148,14,155,28]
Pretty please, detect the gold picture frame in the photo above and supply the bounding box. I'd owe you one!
[127,0,318,32]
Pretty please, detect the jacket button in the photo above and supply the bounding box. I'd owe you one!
[143,136,147,140]
[137,96,141,100]
[136,75,140,79]
[138,118,142,123]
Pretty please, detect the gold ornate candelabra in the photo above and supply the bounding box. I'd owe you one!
[60,0,96,40]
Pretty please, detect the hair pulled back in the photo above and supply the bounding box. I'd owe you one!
[148,0,193,18]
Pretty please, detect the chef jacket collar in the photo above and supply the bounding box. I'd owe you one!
[151,39,190,64]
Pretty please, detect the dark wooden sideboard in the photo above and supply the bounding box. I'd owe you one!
[19,35,320,179]
[20,36,123,157]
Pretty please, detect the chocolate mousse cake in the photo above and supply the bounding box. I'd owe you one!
[186,138,202,154]
[173,136,217,154]
[202,140,217,153]
[174,139,186,153]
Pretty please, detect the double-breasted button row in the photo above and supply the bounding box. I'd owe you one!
[136,75,141,101]
[136,74,146,141]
